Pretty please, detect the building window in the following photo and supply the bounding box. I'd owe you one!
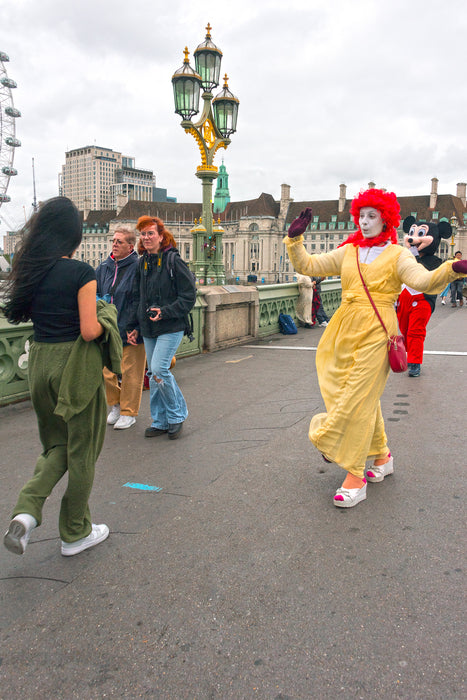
[411,212,417,219]
[338,222,345,230]
[432,211,439,220]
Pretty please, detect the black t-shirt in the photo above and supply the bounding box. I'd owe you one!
[31,258,96,342]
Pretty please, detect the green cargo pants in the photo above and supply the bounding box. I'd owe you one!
[12,341,107,543]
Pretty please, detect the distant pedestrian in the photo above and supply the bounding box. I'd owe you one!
[450,252,464,306]
[127,216,196,440]
[2,197,121,556]
[312,277,330,327]
[439,283,450,304]
[96,225,146,430]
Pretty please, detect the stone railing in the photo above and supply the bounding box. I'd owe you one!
[0,279,342,405]
[257,278,341,337]
[0,317,34,406]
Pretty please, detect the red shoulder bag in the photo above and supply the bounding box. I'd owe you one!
[356,249,408,373]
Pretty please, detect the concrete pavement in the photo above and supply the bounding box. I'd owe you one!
[0,304,466,699]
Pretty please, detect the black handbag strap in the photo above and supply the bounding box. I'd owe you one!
[355,247,390,339]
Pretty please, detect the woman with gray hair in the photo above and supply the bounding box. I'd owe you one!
[96,224,146,429]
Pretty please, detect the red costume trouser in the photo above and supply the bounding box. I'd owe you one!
[397,289,432,364]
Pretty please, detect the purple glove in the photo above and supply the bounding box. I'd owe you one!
[288,207,312,238]
[452,259,467,274]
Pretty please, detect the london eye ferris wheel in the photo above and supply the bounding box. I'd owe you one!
[0,50,20,208]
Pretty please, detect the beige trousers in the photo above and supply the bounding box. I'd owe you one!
[103,343,146,416]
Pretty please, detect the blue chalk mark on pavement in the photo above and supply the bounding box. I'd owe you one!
[123,482,162,492]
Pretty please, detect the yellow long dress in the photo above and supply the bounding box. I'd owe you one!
[284,235,463,477]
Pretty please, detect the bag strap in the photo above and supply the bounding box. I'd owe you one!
[355,247,389,338]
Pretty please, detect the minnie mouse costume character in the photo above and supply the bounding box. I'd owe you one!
[396,217,452,377]
[285,188,467,508]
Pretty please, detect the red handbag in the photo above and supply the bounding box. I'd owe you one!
[356,250,408,373]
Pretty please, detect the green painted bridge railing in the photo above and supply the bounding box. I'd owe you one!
[0,279,341,406]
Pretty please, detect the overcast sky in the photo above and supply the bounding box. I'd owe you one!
[1,0,466,243]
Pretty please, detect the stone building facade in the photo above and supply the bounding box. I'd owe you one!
[59,146,158,212]
[106,178,467,284]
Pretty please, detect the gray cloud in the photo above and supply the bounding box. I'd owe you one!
[1,0,466,238]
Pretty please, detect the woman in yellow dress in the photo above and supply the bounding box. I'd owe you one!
[284,188,467,508]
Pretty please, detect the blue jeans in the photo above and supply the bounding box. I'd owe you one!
[143,332,187,429]
[440,283,450,298]
[450,280,464,303]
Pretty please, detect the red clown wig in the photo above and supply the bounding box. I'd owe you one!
[340,188,401,247]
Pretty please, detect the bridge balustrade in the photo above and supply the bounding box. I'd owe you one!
[0,279,341,405]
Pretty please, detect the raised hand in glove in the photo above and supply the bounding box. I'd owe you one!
[288,207,313,238]
[452,259,467,274]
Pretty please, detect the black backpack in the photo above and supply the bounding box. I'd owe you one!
[166,249,196,342]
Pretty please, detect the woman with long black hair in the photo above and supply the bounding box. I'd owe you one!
[3,196,121,556]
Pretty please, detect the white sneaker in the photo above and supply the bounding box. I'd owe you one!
[114,415,136,430]
[319,321,328,327]
[333,479,367,508]
[107,404,120,425]
[61,523,109,556]
[441,299,446,305]
[4,513,37,555]
[366,455,394,483]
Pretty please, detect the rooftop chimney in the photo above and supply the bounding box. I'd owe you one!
[279,183,293,228]
[116,193,128,215]
[368,181,376,189]
[456,182,466,207]
[430,177,438,209]
[338,183,346,213]
[83,197,91,222]
[281,183,292,203]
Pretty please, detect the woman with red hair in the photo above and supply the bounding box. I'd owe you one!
[285,188,467,508]
[127,216,196,440]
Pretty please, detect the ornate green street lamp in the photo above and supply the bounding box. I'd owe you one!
[172,24,239,284]
[450,214,458,258]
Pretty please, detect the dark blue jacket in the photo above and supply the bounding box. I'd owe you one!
[96,251,142,345]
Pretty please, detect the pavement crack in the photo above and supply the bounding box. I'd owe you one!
[0,575,70,584]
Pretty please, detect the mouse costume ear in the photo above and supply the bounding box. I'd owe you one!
[438,220,453,239]
[403,216,416,233]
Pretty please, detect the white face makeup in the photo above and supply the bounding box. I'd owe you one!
[359,207,384,238]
